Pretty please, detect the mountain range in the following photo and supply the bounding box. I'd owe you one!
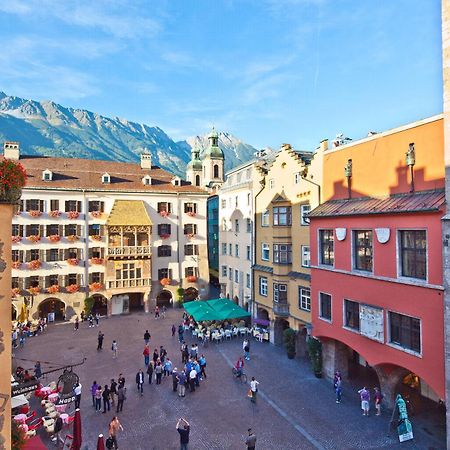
[0,92,258,177]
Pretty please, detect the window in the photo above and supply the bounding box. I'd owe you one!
[229,268,233,280]
[261,210,270,227]
[50,200,59,211]
[195,175,200,186]
[261,243,270,261]
[221,243,227,255]
[158,224,171,236]
[158,245,172,257]
[221,199,226,209]
[246,218,251,233]
[389,312,421,354]
[89,247,101,259]
[185,244,199,256]
[47,248,60,262]
[213,164,219,178]
[46,274,58,288]
[273,206,292,226]
[43,171,52,181]
[229,243,232,255]
[158,268,172,280]
[234,269,239,283]
[158,202,172,213]
[27,249,40,261]
[246,273,251,288]
[259,277,268,296]
[246,246,251,261]
[273,283,287,303]
[26,276,39,289]
[25,199,44,212]
[184,202,197,214]
[222,265,227,277]
[399,230,426,279]
[184,224,197,235]
[90,272,102,283]
[300,204,310,226]
[301,246,310,268]
[88,201,104,212]
[185,267,198,277]
[353,230,373,272]
[46,224,60,236]
[102,173,110,184]
[64,224,77,236]
[235,219,239,232]
[319,292,332,321]
[222,218,227,231]
[235,244,239,257]
[12,224,23,237]
[235,196,238,207]
[26,224,40,237]
[117,262,142,281]
[299,287,311,311]
[89,224,101,236]
[269,179,274,189]
[273,244,292,264]
[294,172,301,184]
[344,299,360,331]
[12,277,19,289]
[65,200,81,212]
[66,248,78,259]
[319,230,334,266]
[12,250,22,262]
[66,273,78,286]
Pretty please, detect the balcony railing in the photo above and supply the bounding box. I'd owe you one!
[107,278,151,289]
[273,302,290,316]
[107,246,151,257]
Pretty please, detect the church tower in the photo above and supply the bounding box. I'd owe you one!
[202,128,224,192]
[186,146,203,187]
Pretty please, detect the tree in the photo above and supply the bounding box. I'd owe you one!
[84,296,95,315]
[283,328,296,359]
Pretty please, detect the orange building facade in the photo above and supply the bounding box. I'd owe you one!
[309,115,446,406]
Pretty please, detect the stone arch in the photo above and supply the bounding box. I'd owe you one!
[92,294,108,315]
[157,290,172,307]
[273,318,290,345]
[184,287,198,302]
[38,297,66,321]
[256,307,270,321]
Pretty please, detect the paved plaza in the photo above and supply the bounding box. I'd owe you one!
[16,309,446,450]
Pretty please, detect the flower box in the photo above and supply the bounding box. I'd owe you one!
[12,261,22,269]
[186,275,197,283]
[27,235,41,243]
[11,288,20,297]
[67,211,79,220]
[28,210,42,218]
[27,286,41,295]
[186,211,196,217]
[66,235,79,242]
[66,258,79,266]
[159,210,170,218]
[91,235,102,241]
[89,282,103,292]
[0,159,27,203]
[12,235,22,244]
[90,211,103,219]
[90,257,104,265]
[159,234,170,240]
[160,278,171,286]
[66,284,79,293]
[47,285,60,294]
[186,233,195,239]
[27,260,41,270]
[48,210,61,218]
[48,234,61,243]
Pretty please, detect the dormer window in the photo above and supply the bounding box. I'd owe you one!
[142,175,152,186]
[42,169,53,181]
[102,173,110,184]
[171,177,181,186]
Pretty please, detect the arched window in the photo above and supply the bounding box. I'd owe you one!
[195,175,200,186]
[213,164,219,178]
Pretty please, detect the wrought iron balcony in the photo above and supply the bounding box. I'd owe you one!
[107,245,151,257]
[273,302,290,317]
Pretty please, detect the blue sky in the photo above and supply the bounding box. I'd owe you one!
[0,0,443,150]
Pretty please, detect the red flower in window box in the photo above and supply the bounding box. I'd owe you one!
[91,235,102,241]
[12,261,22,269]
[186,275,197,283]
[159,210,170,218]
[90,211,103,219]
[66,235,79,242]
[160,278,171,286]
[186,233,195,239]
[47,285,60,294]
[0,158,27,202]
[28,210,42,218]
[11,287,20,297]
[27,259,41,270]
[48,234,61,243]
[27,235,40,243]
[90,257,104,265]
[66,258,79,266]
[186,211,196,217]
[12,235,22,243]
[27,286,41,295]
[89,282,103,292]
[159,234,170,240]
[66,284,79,293]
[67,211,79,220]
[48,210,61,218]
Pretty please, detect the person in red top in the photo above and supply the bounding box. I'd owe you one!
[235,357,244,377]
[143,345,150,366]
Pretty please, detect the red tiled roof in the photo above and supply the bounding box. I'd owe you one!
[5,154,207,194]
[309,189,445,218]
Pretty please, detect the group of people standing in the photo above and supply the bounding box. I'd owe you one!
[90,374,127,414]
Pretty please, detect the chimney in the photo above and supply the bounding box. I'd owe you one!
[4,141,20,160]
[320,139,328,152]
[140,150,152,170]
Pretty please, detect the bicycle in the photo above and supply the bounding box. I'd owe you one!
[232,367,247,383]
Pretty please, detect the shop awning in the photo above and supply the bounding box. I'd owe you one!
[184,298,251,322]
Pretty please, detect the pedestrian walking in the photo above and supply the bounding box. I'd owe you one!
[155,306,160,319]
[177,370,186,397]
[144,329,151,344]
[111,340,118,358]
[108,416,123,450]
[73,382,82,409]
[110,379,117,406]
[160,345,167,363]
[34,361,42,379]
[178,324,184,343]
[189,367,196,392]
[118,373,125,388]
[334,370,342,389]
[358,386,370,416]
[243,339,250,361]
[91,381,99,408]
[250,377,259,403]
[164,358,173,377]
[116,385,126,412]
[88,314,94,328]
[199,354,207,379]
[335,380,342,403]
[143,345,150,366]
[155,362,163,384]
[176,418,190,450]
[245,428,257,450]
[153,348,159,364]
[95,385,102,412]
[374,387,383,416]
[172,324,176,337]
[147,362,154,384]
[102,384,111,413]
[95,312,100,326]
[172,368,178,392]
[136,370,144,396]
[97,331,104,350]
[181,342,188,364]
[74,316,79,331]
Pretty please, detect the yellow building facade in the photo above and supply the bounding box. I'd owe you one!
[253,143,323,350]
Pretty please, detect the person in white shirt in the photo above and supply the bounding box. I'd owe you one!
[250,377,259,403]
[189,368,197,392]
[74,383,82,408]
